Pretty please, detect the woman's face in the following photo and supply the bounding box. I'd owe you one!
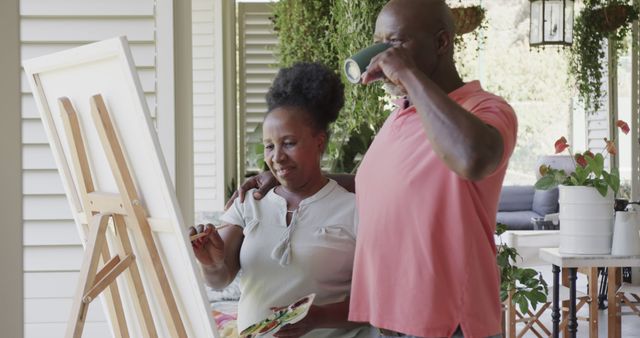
[262,106,326,191]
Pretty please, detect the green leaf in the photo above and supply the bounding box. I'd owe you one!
[500,290,508,302]
[520,268,538,280]
[570,176,579,185]
[584,154,600,177]
[496,223,507,236]
[517,297,529,314]
[535,175,558,190]
[594,179,609,197]
[497,252,509,267]
[594,153,605,177]
[531,290,547,303]
[574,166,589,184]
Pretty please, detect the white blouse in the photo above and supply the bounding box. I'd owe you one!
[220,179,372,338]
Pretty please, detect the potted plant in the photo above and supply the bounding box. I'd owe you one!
[535,120,630,254]
[449,1,487,56]
[451,5,486,35]
[496,223,548,333]
[570,0,639,114]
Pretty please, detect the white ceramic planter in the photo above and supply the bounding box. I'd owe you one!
[611,210,640,256]
[558,185,614,254]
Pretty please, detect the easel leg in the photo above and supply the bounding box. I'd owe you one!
[65,214,110,338]
[91,95,187,337]
[113,214,158,337]
[100,245,130,338]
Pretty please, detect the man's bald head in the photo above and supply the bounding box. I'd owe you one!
[381,0,456,37]
[373,0,458,91]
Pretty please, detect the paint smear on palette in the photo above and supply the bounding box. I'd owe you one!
[239,293,316,337]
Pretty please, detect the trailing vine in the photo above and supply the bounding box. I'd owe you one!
[569,0,638,114]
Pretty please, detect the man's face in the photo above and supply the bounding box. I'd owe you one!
[373,6,441,95]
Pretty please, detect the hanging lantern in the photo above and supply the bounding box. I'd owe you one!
[530,0,574,47]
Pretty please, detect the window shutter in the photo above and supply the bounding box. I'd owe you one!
[237,2,278,173]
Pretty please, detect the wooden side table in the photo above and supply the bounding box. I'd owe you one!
[539,248,640,338]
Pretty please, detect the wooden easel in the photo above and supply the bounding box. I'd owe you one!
[60,95,188,338]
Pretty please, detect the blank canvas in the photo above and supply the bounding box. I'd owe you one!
[23,36,219,338]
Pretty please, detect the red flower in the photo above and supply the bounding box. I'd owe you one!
[575,154,588,168]
[617,120,630,135]
[584,150,595,159]
[605,137,617,155]
[554,136,569,154]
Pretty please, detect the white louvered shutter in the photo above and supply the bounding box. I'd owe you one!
[193,0,223,215]
[237,2,279,173]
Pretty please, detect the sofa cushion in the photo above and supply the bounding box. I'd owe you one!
[532,187,559,216]
[498,185,535,211]
[497,210,542,230]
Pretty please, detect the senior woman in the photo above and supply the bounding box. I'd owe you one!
[190,62,372,338]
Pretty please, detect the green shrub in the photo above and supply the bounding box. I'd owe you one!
[272,0,391,173]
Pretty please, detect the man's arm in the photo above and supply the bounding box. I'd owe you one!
[399,68,503,181]
[364,48,503,181]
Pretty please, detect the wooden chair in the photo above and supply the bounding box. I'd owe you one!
[504,267,599,338]
[616,283,640,317]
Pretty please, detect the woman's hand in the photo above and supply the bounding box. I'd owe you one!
[273,305,323,338]
[224,170,279,210]
[189,223,225,269]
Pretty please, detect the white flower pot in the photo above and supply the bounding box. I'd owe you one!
[611,210,640,256]
[559,185,614,254]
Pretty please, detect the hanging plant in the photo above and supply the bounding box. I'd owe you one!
[449,2,488,56]
[569,0,638,114]
[452,5,486,35]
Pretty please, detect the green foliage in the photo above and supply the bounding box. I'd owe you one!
[271,0,390,173]
[496,223,549,314]
[536,151,620,197]
[328,0,390,173]
[271,0,337,69]
[569,0,639,114]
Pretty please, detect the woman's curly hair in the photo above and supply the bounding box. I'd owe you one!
[266,62,344,134]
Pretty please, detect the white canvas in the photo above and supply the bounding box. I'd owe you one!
[23,36,219,338]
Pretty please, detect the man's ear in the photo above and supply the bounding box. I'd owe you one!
[436,29,453,55]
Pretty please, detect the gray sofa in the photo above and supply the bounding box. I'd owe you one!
[496,185,559,230]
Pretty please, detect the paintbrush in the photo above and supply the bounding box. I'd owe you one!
[189,224,232,241]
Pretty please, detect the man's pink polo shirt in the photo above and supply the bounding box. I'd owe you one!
[348,81,517,338]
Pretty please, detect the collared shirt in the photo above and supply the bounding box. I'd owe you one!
[220,179,373,338]
[348,81,518,338]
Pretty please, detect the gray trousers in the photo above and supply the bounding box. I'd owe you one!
[378,325,502,338]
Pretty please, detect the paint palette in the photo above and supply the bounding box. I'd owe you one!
[239,293,316,337]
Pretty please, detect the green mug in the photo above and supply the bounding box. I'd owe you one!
[343,42,392,84]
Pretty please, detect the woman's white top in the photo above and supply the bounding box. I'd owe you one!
[220,179,372,337]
